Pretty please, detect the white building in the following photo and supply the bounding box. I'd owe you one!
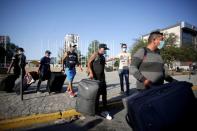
[64,34,79,52]
[142,21,197,48]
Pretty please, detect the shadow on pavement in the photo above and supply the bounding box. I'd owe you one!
[26,118,103,131]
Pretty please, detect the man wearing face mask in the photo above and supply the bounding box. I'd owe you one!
[117,43,131,95]
[130,31,176,89]
[62,43,83,98]
[88,44,112,120]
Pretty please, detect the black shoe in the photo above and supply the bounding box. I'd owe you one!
[126,91,130,96]
[16,91,20,95]
[119,91,124,95]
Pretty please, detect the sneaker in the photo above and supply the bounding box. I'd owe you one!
[28,79,35,85]
[37,91,42,94]
[66,89,71,93]
[100,111,112,120]
[126,91,130,96]
[69,92,77,98]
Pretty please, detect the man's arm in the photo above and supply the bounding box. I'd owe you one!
[76,55,83,72]
[7,59,14,74]
[87,52,97,79]
[106,54,119,62]
[130,48,151,88]
[129,53,132,65]
[38,57,43,73]
[62,53,67,71]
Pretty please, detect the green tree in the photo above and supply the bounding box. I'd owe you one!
[179,47,197,62]
[160,33,179,67]
[114,58,119,67]
[87,40,100,59]
[130,39,148,56]
[0,42,19,64]
[160,45,180,68]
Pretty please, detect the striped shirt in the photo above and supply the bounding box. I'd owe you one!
[130,47,173,89]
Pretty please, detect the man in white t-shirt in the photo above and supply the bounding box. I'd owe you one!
[116,44,131,95]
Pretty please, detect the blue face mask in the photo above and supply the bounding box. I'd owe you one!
[158,41,165,49]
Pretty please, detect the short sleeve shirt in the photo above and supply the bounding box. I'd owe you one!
[117,52,131,69]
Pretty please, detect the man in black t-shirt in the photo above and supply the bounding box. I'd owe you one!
[37,50,51,93]
[88,44,112,120]
[7,48,26,78]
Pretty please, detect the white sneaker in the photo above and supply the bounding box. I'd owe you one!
[28,79,35,85]
[37,91,42,94]
[100,111,112,120]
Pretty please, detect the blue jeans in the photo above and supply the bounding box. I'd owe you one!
[118,69,129,93]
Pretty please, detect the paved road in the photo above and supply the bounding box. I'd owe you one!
[0,71,196,120]
[0,71,197,130]
[22,108,131,131]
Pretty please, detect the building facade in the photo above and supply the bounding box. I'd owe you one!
[0,36,10,44]
[64,34,79,52]
[142,21,197,48]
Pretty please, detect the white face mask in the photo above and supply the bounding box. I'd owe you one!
[122,48,127,52]
[18,51,23,55]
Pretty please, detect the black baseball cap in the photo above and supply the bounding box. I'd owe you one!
[121,43,127,48]
[16,47,24,52]
[99,44,109,50]
[70,43,77,47]
[45,50,51,54]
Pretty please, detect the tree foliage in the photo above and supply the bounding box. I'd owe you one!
[0,42,19,64]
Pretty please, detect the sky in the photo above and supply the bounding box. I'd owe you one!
[0,0,197,60]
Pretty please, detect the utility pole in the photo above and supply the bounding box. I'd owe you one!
[4,36,7,68]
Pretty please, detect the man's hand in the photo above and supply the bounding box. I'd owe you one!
[89,72,94,79]
[80,67,83,72]
[37,70,40,74]
[143,79,152,88]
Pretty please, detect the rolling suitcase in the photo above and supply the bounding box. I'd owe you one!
[124,81,197,131]
[48,72,66,93]
[0,74,18,92]
[76,79,100,115]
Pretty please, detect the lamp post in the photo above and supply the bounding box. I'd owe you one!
[4,36,7,68]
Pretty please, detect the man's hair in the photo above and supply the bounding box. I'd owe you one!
[148,31,163,43]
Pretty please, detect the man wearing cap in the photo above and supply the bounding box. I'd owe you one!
[88,44,112,120]
[7,47,26,78]
[36,50,51,94]
[62,44,83,98]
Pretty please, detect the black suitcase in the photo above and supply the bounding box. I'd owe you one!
[0,74,18,92]
[124,81,197,131]
[76,79,100,115]
[48,72,66,93]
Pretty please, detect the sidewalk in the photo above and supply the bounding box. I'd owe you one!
[0,72,196,129]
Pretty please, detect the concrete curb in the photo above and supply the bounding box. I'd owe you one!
[0,109,81,130]
[0,85,196,130]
